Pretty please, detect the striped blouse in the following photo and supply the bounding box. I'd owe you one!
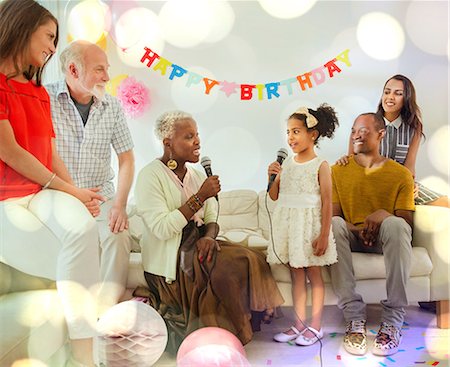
[380,116,415,165]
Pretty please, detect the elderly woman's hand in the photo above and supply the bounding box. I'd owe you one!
[197,175,221,202]
[196,236,221,263]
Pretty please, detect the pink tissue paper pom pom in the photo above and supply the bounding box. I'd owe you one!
[117,77,150,118]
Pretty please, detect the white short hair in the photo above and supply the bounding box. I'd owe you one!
[154,110,193,140]
[59,41,89,74]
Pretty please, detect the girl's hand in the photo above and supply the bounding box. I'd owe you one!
[312,235,328,256]
[335,154,350,166]
[196,236,221,263]
[197,175,221,202]
[268,161,282,179]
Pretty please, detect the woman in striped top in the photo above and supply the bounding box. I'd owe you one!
[338,74,449,207]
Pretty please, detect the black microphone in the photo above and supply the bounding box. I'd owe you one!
[201,156,218,201]
[267,148,288,192]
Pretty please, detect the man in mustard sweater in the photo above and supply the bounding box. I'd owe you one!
[330,113,415,357]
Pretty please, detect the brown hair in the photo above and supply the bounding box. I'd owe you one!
[0,0,59,86]
[376,74,424,138]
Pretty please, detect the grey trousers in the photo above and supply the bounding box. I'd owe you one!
[329,216,412,328]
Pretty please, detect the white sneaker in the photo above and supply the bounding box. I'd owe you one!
[273,326,303,342]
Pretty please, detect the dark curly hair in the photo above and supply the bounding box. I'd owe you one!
[289,103,339,145]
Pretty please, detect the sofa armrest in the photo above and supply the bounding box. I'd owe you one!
[412,206,450,301]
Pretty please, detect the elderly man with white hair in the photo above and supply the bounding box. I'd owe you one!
[46,41,135,315]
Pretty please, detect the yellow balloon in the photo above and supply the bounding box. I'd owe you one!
[67,32,107,51]
[106,74,128,96]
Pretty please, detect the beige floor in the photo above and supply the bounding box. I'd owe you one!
[154,304,450,367]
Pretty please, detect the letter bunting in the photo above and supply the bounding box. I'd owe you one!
[140,47,351,101]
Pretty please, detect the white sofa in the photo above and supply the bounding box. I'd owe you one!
[126,190,450,326]
[2,189,449,366]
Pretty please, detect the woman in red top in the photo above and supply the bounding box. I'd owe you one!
[0,1,103,366]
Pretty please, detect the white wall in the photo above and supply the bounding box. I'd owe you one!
[44,0,449,195]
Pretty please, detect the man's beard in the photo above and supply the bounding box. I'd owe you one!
[91,84,106,101]
[79,77,106,101]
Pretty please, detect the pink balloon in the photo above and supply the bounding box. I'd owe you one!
[103,0,139,51]
[177,327,249,367]
[178,345,251,367]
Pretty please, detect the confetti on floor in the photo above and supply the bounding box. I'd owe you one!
[416,346,425,350]
[387,356,396,362]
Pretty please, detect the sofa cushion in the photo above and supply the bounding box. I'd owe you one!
[217,190,259,233]
[0,263,55,296]
[217,229,269,250]
[257,190,277,240]
[127,253,149,290]
[270,246,433,283]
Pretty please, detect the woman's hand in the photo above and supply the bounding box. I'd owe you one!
[196,236,221,263]
[197,175,221,202]
[335,154,350,166]
[73,187,105,208]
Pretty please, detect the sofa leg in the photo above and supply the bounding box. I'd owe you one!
[436,300,449,329]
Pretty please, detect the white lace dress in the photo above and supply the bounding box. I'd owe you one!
[267,156,337,268]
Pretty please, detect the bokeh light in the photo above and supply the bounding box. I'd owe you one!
[357,12,405,60]
[115,8,164,68]
[16,291,64,328]
[109,6,147,51]
[203,1,235,44]
[406,1,448,56]
[258,0,317,19]
[171,66,218,113]
[67,0,107,43]
[425,318,450,360]
[159,0,214,48]
[420,176,449,198]
[11,359,47,367]
[427,126,449,176]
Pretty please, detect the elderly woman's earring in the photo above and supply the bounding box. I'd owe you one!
[167,152,178,170]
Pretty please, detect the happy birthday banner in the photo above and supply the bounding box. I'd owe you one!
[140,47,351,101]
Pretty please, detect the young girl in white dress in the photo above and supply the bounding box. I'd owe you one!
[267,104,339,346]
